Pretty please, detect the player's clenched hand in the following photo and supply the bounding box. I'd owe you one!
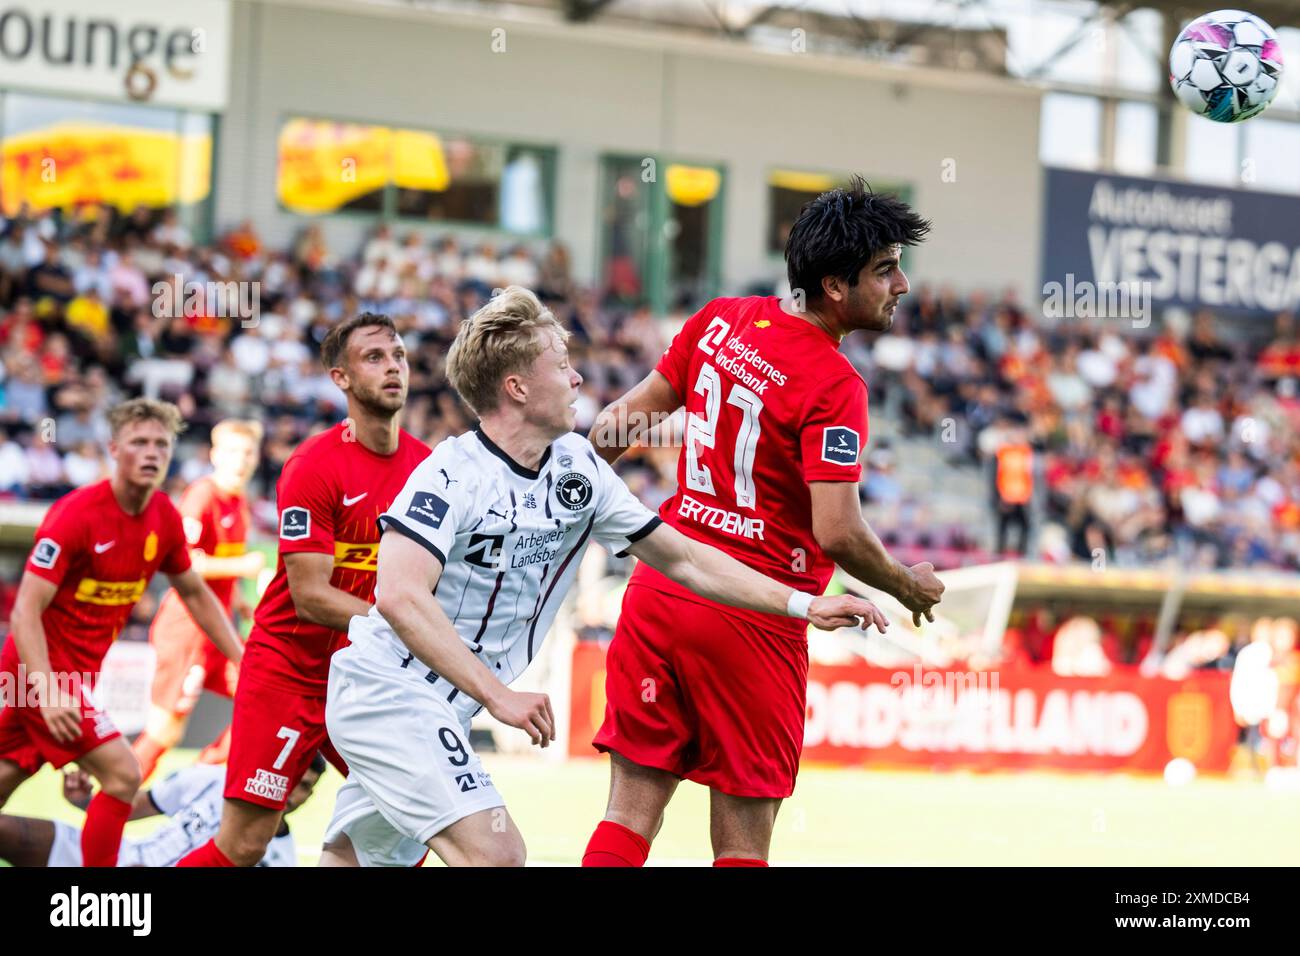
[487,688,556,748]
[41,688,83,743]
[808,595,888,633]
[62,768,94,809]
[901,562,945,627]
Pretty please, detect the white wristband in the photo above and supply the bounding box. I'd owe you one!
[786,590,814,620]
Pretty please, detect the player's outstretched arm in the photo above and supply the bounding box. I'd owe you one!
[168,569,244,664]
[624,523,888,633]
[375,530,556,747]
[9,572,81,744]
[588,369,681,466]
[809,481,944,626]
[282,552,372,632]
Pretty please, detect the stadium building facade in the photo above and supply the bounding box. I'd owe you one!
[220,0,1042,309]
[0,0,1044,311]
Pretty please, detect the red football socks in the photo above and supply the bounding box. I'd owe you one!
[176,838,236,867]
[80,792,133,867]
[714,857,768,867]
[581,820,650,867]
[131,733,167,782]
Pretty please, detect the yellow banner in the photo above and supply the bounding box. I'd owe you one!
[665,164,721,207]
[276,119,454,213]
[769,169,838,193]
[1,122,211,217]
[392,128,449,192]
[74,577,147,607]
[277,118,391,214]
[333,541,378,571]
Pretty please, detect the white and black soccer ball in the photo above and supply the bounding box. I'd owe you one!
[1169,9,1284,123]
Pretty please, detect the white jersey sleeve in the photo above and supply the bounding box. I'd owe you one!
[377,442,473,566]
[148,765,226,817]
[589,452,661,556]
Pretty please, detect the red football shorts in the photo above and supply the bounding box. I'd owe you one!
[592,582,810,799]
[0,649,121,775]
[149,602,238,714]
[223,670,346,811]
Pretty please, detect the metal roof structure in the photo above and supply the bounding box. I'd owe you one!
[411,0,1298,81]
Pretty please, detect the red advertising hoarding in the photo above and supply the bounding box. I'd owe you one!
[568,643,1240,773]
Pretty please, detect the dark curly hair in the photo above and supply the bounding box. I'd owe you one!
[785,176,931,303]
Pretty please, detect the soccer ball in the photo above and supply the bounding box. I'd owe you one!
[1169,9,1284,123]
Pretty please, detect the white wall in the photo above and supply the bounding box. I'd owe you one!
[217,0,1043,302]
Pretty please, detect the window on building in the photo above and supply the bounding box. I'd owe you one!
[1242,118,1300,194]
[1113,101,1157,176]
[1039,93,1102,169]
[768,170,840,254]
[276,117,554,235]
[766,169,911,255]
[1184,115,1241,186]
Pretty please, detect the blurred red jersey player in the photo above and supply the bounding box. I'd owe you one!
[0,399,243,866]
[133,418,267,781]
[584,178,946,866]
[178,312,428,868]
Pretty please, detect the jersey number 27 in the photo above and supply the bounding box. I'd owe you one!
[686,320,763,510]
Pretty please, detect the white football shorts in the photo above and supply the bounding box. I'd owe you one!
[323,632,506,867]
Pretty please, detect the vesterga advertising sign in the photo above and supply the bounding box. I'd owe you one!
[1042,166,1300,318]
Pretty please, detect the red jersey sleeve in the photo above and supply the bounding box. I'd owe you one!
[654,300,722,400]
[25,500,83,587]
[274,452,336,555]
[799,371,868,483]
[179,479,217,552]
[158,498,193,575]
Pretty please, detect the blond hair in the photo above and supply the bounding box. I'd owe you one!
[107,398,186,439]
[446,286,568,415]
[211,418,265,446]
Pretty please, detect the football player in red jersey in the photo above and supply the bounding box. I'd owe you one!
[133,418,266,781]
[0,399,243,866]
[582,179,946,866]
[177,312,429,867]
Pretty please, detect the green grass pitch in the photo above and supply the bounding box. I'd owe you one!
[3,749,1296,865]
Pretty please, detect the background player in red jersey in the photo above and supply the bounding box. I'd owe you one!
[178,313,429,867]
[133,418,266,781]
[582,178,946,866]
[0,399,243,866]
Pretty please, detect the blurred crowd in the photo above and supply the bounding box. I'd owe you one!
[0,205,676,525]
[865,286,1300,572]
[6,203,1300,580]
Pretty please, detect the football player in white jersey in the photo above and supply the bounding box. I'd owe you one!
[0,754,324,867]
[319,287,887,867]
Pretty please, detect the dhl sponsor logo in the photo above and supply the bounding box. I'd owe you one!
[74,577,147,606]
[333,541,378,571]
[213,542,246,558]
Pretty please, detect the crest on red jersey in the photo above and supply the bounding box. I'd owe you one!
[31,537,60,569]
[821,426,860,466]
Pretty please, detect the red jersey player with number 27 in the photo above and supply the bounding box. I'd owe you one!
[0,399,243,867]
[584,179,946,867]
[179,312,428,868]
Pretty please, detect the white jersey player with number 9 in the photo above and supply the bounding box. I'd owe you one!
[318,287,888,867]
